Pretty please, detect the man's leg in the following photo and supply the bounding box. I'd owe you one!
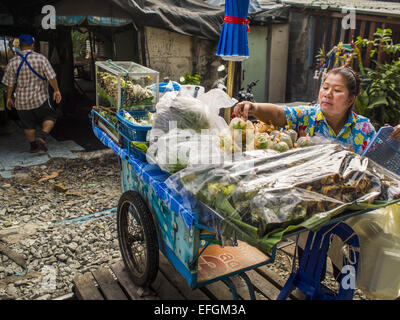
[24,129,40,152]
[36,119,55,151]
[17,109,40,152]
[41,119,55,135]
[24,129,36,143]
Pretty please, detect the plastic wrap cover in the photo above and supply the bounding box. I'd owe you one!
[166,143,400,253]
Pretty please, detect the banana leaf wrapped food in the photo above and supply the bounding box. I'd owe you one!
[166,143,400,253]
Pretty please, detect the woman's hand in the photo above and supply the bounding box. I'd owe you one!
[233,101,257,120]
[390,124,400,140]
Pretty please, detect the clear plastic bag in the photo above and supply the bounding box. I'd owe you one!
[147,128,225,174]
[328,204,400,300]
[166,142,400,253]
[149,91,227,142]
[147,90,229,172]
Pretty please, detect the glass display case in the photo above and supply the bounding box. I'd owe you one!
[95,61,159,110]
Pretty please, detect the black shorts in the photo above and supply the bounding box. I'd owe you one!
[17,100,57,130]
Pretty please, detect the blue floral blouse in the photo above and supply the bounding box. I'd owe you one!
[282,104,376,154]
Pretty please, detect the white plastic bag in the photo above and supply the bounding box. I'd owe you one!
[329,204,400,299]
[147,128,224,174]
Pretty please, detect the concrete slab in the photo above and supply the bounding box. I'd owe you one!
[0,121,85,178]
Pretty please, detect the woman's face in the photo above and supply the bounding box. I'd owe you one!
[319,73,355,119]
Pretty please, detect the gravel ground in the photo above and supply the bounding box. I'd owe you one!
[0,149,122,300]
[0,149,368,300]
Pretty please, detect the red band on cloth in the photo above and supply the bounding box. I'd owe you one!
[224,15,250,32]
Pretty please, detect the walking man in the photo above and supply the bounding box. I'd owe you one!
[2,34,62,152]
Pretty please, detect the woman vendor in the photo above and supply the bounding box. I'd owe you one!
[234,67,400,153]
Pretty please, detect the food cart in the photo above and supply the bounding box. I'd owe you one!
[91,61,400,300]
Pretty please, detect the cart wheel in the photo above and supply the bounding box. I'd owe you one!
[117,191,159,287]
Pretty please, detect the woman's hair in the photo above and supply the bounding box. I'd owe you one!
[323,67,362,98]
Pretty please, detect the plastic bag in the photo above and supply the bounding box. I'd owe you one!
[147,90,229,171]
[147,128,225,174]
[147,81,180,99]
[197,88,235,113]
[166,142,400,254]
[149,91,223,142]
[328,204,400,299]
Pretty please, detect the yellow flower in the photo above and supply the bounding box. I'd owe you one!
[341,127,351,139]
[295,108,302,117]
[316,111,324,121]
[303,115,309,126]
[354,133,364,145]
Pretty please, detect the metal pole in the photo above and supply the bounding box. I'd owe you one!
[224,60,235,123]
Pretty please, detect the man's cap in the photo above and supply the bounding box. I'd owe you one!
[19,34,34,46]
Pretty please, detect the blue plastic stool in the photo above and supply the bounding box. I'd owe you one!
[277,222,360,300]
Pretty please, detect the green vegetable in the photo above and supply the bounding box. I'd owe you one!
[130,141,148,152]
[297,136,314,147]
[229,117,247,131]
[272,140,290,152]
[284,125,298,144]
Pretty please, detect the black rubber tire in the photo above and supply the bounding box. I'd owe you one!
[117,191,159,287]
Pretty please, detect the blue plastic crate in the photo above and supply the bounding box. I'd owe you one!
[116,110,155,146]
[362,126,400,175]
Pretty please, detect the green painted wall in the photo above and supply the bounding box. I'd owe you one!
[243,26,269,103]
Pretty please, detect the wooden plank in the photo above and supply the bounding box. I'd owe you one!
[365,21,376,68]
[201,281,235,300]
[92,268,128,300]
[339,24,346,43]
[313,15,321,66]
[196,241,269,285]
[0,243,27,267]
[150,270,186,300]
[329,18,338,51]
[377,22,386,64]
[110,261,158,300]
[349,28,355,43]
[224,274,256,300]
[158,253,209,300]
[329,12,400,25]
[245,270,284,300]
[359,20,367,40]
[255,266,306,300]
[73,272,104,300]
[321,15,328,50]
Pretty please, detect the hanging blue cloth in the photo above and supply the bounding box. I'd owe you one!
[216,0,250,61]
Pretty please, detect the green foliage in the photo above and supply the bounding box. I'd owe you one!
[355,29,400,127]
[71,30,89,59]
[355,28,400,58]
[179,73,201,85]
